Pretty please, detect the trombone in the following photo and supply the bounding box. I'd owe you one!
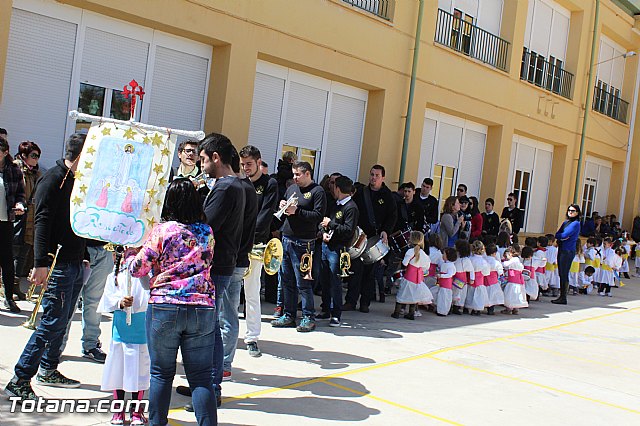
[23,245,62,330]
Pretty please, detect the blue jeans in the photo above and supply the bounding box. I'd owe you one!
[147,303,217,426]
[15,261,84,379]
[280,236,315,318]
[211,274,231,392]
[61,246,114,353]
[321,243,342,319]
[220,267,246,372]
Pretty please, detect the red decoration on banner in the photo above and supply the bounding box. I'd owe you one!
[123,79,145,121]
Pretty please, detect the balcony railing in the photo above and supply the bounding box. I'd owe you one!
[342,0,394,21]
[520,47,573,99]
[592,83,629,123]
[435,9,510,71]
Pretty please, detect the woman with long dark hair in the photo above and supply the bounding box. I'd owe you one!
[438,196,464,248]
[468,196,483,240]
[129,178,217,425]
[552,203,581,305]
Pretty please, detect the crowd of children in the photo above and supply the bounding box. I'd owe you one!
[390,229,633,319]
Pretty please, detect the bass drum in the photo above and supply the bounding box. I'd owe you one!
[360,236,390,265]
[347,226,367,259]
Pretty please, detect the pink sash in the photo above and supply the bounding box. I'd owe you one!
[507,269,525,285]
[427,264,437,277]
[471,271,484,288]
[524,265,535,280]
[404,264,423,284]
[486,271,498,286]
[535,250,546,274]
[438,276,453,289]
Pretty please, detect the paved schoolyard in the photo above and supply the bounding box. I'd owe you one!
[0,278,639,425]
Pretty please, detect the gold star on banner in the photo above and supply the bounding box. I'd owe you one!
[147,217,156,227]
[101,127,111,136]
[158,177,168,187]
[91,135,96,140]
[156,199,162,206]
[151,134,163,147]
[72,196,82,206]
[153,163,164,175]
[147,188,158,198]
[142,136,151,144]
[161,147,171,157]
[84,161,93,169]
[79,184,88,194]
[74,170,83,180]
[123,128,136,140]
[86,146,96,154]
[143,206,150,213]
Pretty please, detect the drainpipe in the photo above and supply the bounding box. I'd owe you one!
[618,54,640,223]
[573,0,600,204]
[398,0,425,184]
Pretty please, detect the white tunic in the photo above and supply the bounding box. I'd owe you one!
[452,256,473,307]
[502,257,528,309]
[465,255,489,311]
[484,254,505,306]
[434,261,456,316]
[396,249,433,305]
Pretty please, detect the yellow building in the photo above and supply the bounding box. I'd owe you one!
[1,0,640,232]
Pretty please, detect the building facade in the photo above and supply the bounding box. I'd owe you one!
[0,0,639,232]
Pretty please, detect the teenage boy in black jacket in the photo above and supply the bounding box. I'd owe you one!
[318,176,359,326]
[6,133,87,402]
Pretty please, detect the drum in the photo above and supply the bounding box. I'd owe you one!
[361,236,390,265]
[391,269,404,281]
[347,226,367,259]
[389,228,412,254]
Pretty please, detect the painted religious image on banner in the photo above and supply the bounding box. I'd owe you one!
[70,122,176,247]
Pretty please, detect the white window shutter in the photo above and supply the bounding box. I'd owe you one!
[516,143,535,171]
[282,82,328,151]
[585,161,599,181]
[507,141,518,192]
[247,72,286,169]
[611,55,625,91]
[434,123,463,168]
[454,0,479,17]
[527,149,552,233]
[530,0,552,57]
[548,11,569,61]
[0,9,77,169]
[524,0,535,49]
[417,118,437,183]
[477,0,503,36]
[457,129,486,197]
[595,165,611,214]
[323,93,366,181]
[81,28,149,89]
[439,0,453,12]
[597,40,614,85]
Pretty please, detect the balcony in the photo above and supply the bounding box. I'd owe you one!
[434,8,510,72]
[592,82,629,123]
[342,0,394,21]
[520,47,573,99]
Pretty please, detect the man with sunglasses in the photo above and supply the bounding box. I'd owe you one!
[501,192,524,235]
[456,184,467,198]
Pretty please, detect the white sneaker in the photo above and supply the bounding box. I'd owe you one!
[598,292,605,296]
[607,293,613,297]
[414,310,422,317]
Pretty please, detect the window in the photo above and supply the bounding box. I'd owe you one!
[450,9,475,55]
[75,83,140,133]
[512,169,532,227]
[433,164,457,211]
[282,145,318,175]
[582,178,596,219]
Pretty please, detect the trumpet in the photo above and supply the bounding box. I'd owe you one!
[339,250,353,278]
[274,193,298,220]
[23,245,62,330]
[300,243,313,281]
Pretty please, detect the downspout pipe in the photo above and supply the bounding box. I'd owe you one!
[399,0,425,184]
[618,55,640,224]
[573,0,600,204]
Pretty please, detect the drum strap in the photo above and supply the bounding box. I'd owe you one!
[363,186,379,235]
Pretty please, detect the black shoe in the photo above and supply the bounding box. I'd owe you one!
[391,312,400,319]
[35,370,80,388]
[4,379,37,402]
[452,306,462,315]
[358,306,369,313]
[82,347,107,363]
[551,298,567,305]
[13,290,27,301]
[4,299,20,313]
[176,385,192,397]
[462,308,470,314]
[378,294,385,303]
[316,311,331,319]
[184,403,194,412]
[487,306,495,315]
[404,313,415,320]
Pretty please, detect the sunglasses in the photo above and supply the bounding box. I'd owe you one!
[457,189,464,192]
[568,209,577,213]
[507,198,514,202]
[28,152,40,159]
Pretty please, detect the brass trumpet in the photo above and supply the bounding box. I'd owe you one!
[339,250,353,278]
[23,245,62,330]
[274,193,298,220]
[300,243,313,281]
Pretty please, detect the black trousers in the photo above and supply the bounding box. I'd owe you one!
[345,258,376,308]
[0,221,16,299]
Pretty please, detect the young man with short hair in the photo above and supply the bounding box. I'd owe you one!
[501,192,524,234]
[482,198,500,237]
[170,140,201,181]
[417,178,439,233]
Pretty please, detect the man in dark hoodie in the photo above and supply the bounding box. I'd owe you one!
[273,151,296,200]
[6,133,87,402]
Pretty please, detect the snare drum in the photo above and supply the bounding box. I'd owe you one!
[361,236,390,265]
[347,226,367,259]
[389,228,412,254]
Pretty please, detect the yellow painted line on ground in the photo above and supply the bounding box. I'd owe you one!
[555,328,640,347]
[601,318,640,329]
[506,340,640,375]
[166,306,640,420]
[428,356,640,415]
[322,379,462,425]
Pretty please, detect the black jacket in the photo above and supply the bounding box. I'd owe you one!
[236,178,258,268]
[33,159,87,267]
[501,207,524,234]
[1,157,26,221]
[353,183,397,237]
[323,198,359,250]
[417,193,439,225]
[395,196,424,232]
[281,183,326,240]
[253,174,278,244]
[482,211,500,236]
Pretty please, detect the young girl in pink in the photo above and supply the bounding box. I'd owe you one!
[466,240,489,316]
[483,243,504,315]
[452,240,473,315]
[522,246,538,301]
[502,245,528,314]
[435,247,457,317]
[392,231,433,320]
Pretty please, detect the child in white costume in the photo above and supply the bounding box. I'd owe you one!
[598,239,621,297]
[569,240,585,295]
[466,240,489,316]
[425,234,443,289]
[98,265,150,426]
[635,243,640,275]
[533,241,548,294]
[435,248,457,316]
[522,246,538,301]
[392,231,433,320]
[483,243,504,315]
[452,239,473,315]
[502,246,528,314]
[545,236,560,296]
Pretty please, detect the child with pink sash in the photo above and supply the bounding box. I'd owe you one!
[534,240,548,294]
[483,243,504,315]
[466,241,489,315]
[502,246,528,314]
[522,246,538,300]
[392,231,433,320]
[452,240,473,315]
[435,247,457,317]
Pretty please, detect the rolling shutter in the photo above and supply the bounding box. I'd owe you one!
[457,129,486,197]
[527,149,552,233]
[323,93,366,181]
[281,82,328,151]
[417,118,437,183]
[247,72,286,170]
[530,1,552,56]
[516,143,535,171]
[477,0,503,36]
[595,165,611,214]
[549,12,569,61]
[0,9,77,168]
[434,122,463,167]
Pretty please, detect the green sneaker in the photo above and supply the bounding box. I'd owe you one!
[271,315,296,328]
[296,316,316,332]
[35,370,80,388]
[4,379,37,402]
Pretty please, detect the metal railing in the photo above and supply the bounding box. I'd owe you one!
[592,83,629,123]
[434,9,510,71]
[342,0,394,21]
[520,47,573,99]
